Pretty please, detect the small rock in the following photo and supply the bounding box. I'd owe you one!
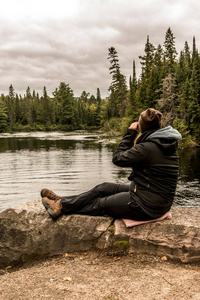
[161,256,168,261]
[64,253,75,260]
[63,276,72,281]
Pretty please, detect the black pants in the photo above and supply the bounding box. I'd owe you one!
[61,182,153,220]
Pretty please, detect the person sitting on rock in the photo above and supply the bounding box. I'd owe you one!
[41,108,182,221]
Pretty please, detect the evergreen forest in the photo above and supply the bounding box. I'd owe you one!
[0,27,200,146]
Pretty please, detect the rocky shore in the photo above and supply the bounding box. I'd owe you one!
[0,199,199,268]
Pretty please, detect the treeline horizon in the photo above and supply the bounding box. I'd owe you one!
[0,27,200,146]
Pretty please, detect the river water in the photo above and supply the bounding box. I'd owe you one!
[0,131,199,213]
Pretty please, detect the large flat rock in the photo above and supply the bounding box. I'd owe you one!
[0,199,113,268]
[114,207,200,263]
[0,200,199,268]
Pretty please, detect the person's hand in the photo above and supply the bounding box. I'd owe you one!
[129,122,139,131]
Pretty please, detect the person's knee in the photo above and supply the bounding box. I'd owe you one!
[95,182,111,191]
[95,182,119,195]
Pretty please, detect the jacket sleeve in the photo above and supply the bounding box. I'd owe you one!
[112,129,148,167]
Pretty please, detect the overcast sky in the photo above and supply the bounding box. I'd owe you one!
[0,0,200,98]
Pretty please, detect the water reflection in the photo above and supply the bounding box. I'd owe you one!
[0,132,199,212]
[0,133,99,152]
[178,148,200,182]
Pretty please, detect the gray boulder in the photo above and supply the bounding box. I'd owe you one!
[0,199,113,268]
[0,199,200,268]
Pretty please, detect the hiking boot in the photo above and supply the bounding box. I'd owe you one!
[42,197,62,220]
[40,189,61,201]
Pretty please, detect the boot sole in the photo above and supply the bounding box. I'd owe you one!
[42,198,58,220]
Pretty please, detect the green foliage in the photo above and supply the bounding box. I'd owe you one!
[0,100,8,132]
[173,117,194,148]
[53,82,75,126]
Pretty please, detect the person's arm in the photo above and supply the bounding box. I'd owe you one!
[112,122,139,151]
[112,122,147,167]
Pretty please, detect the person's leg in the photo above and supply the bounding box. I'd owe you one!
[41,183,153,220]
[98,192,154,220]
[62,187,153,220]
[94,182,130,196]
[41,182,129,219]
[61,182,129,215]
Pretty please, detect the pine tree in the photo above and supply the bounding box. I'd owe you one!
[139,36,155,76]
[127,60,138,119]
[80,91,90,104]
[164,27,178,74]
[188,63,200,139]
[96,88,102,126]
[25,86,32,125]
[176,41,192,132]
[192,36,198,63]
[74,99,84,128]
[184,41,191,70]
[53,82,75,126]
[107,47,128,117]
[7,84,16,127]
[179,78,190,125]
[138,36,156,107]
[96,88,101,108]
[42,86,52,126]
[15,94,22,123]
[0,99,8,132]
[176,51,186,90]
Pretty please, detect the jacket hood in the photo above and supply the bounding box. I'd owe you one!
[137,126,182,155]
[146,126,182,141]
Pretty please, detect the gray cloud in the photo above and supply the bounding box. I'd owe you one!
[0,0,200,98]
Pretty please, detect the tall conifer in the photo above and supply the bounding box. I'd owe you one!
[164,27,177,74]
[107,47,127,117]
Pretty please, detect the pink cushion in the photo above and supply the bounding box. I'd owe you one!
[122,211,172,228]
